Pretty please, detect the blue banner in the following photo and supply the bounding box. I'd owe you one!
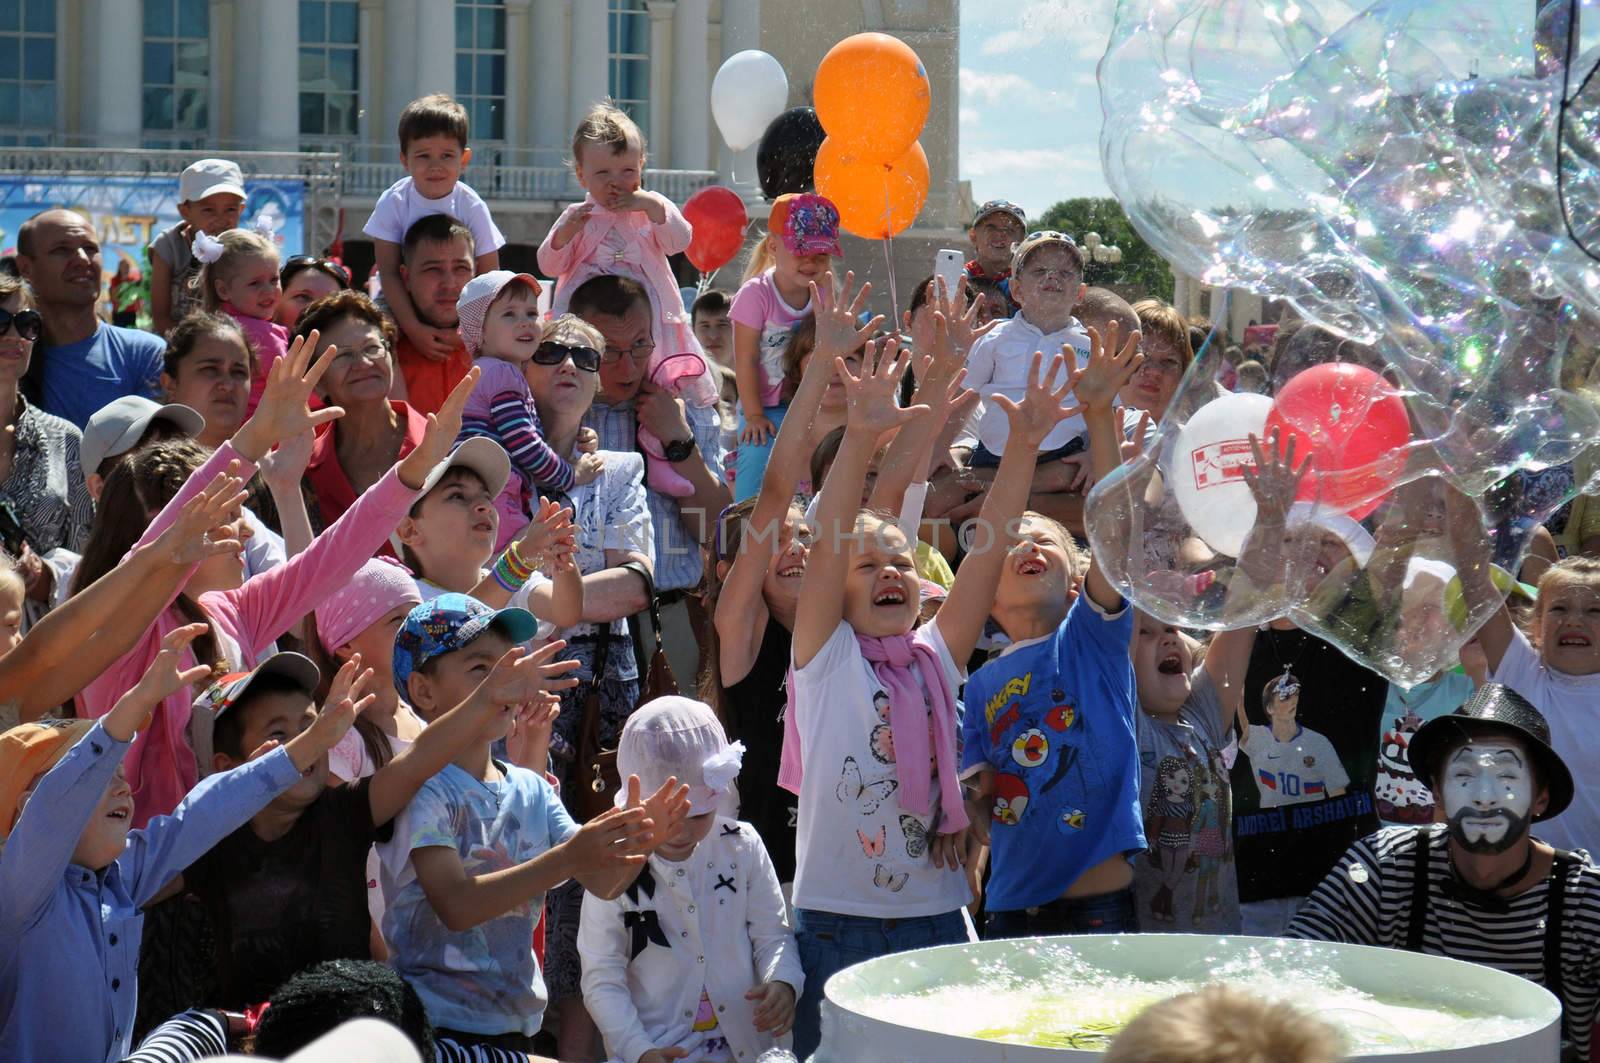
[0,174,306,282]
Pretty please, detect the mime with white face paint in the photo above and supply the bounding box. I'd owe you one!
[1286,685,1600,1061]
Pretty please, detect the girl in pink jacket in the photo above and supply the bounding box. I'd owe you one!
[72,334,479,826]
[539,103,718,497]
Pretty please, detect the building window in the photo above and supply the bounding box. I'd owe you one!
[0,0,56,138]
[299,1,360,137]
[455,0,505,141]
[608,0,649,134]
[143,0,210,134]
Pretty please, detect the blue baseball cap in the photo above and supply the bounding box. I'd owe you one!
[392,593,539,695]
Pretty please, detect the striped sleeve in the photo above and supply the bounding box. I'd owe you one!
[120,1009,229,1062]
[1285,831,1402,946]
[435,1038,532,1062]
[488,389,576,493]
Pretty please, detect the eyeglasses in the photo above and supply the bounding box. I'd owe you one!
[281,256,352,287]
[0,307,42,342]
[331,342,389,365]
[600,339,656,365]
[534,341,600,373]
[1024,229,1075,244]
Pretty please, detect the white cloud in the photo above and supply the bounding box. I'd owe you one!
[960,68,1034,104]
[962,147,1103,181]
[975,0,1115,57]
[959,106,980,125]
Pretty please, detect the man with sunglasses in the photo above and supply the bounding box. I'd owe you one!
[567,274,730,687]
[14,209,166,429]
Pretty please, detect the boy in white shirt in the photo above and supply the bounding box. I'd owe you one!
[962,231,1093,466]
[364,94,506,363]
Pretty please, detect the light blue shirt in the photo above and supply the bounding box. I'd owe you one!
[380,761,578,1037]
[584,397,724,592]
[38,322,166,429]
[0,720,302,1063]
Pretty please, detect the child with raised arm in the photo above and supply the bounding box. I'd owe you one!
[0,625,367,1063]
[580,696,803,1063]
[150,158,246,336]
[381,595,692,1052]
[73,334,482,826]
[786,321,1088,1057]
[958,323,1150,940]
[365,94,505,362]
[538,103,718,497]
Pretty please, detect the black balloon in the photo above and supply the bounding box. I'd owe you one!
[756,107,827,202]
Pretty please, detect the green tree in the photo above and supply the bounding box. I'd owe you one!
[1036,196,1174,303]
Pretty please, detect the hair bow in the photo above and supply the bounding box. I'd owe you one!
[701,741,746,794]
[192,230,225,264]
[251,212,279,237]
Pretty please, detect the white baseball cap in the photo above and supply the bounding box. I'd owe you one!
[179,158,246,204]
[616,696,745,816]
[389,437,512,554]
[455,270,543,356]
[81,395,206,473]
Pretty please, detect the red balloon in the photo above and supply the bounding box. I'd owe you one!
[1263,362,1411,520]
[682,185,749,273]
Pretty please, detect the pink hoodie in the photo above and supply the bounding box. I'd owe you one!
[77,441,420,827]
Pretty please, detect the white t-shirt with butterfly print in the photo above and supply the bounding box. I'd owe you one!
[789,620,972,919]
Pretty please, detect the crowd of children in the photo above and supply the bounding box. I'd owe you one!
[0,85,1598,1063]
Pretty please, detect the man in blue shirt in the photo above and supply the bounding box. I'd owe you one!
[16,208,166,427]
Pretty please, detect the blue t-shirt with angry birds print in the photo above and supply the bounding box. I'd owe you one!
[959,595,1143,911]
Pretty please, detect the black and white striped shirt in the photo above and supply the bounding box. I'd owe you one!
[1286,824,1600,1055]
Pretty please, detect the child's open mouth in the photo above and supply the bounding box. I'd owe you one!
[1016,557,1047,576]
[106,806,130,821]
[873,587,907,606]
[776,561,805,578]
[1558,633,1593,647]
[1157,653,1184,675]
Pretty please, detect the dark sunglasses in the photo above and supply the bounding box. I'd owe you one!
[534,341,600,372]
[281,255,352,287]
[0,307,42,342]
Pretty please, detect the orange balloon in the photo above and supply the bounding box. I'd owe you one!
[814,138,930,240]
[813,32,930,162]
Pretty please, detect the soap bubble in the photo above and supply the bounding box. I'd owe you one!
[1086,0,1600,685]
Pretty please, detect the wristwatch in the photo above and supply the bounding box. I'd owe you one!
[662,436,698,463]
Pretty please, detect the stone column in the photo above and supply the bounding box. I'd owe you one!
[91,0,142,145]
[530,0,568,158]
[647,0,674,160]
[414,0,456,98]
[569,0,610,131]
[503,0,531,150]
[670,0,709,170]
[233,0,298,149]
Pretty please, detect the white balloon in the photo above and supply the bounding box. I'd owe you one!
[1168,392,1274,557]
[711,50,790,152]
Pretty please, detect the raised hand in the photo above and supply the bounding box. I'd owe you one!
[840,337,928,439]
[105,624,216,741]
[232,328,346,461]
[517,498,577,569]
[812,270,884,358]
[151,467,250,567]
[992,351,1084,449]
[398,365,481,489]
[505,695,561,771]
[910,276,995,361]
[479,641,583,711]
[556,202,596,246]
[258,428,315,496]
[1242,426,1313,525]
[282,655,377,770]
[1074,320,1144,414]
[564,801,657,871]
[629,773,692,846]
[918,310,969,393]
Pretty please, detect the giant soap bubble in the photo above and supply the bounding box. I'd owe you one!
[1085,0,1600,685]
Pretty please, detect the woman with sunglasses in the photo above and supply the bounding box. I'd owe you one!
[291,291,430,532]
[274,255,351,331]
[0,273,93,613]
[524,312,657,1057]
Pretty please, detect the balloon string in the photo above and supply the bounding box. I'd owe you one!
[881,171,900,339]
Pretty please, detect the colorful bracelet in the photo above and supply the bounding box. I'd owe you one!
[491,541,536,591]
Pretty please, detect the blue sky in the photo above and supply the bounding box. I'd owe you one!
[958,0,1117,219]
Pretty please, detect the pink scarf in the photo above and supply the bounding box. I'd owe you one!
[779,630,969,833]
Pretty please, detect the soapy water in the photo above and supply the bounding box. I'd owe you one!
[1086,0,1600,686]
[847,940,1542,1053]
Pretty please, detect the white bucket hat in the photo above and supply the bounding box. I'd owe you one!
[616,696,745,816]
